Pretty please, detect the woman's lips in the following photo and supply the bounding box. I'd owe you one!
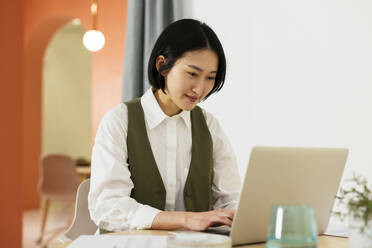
[186,95,198,102]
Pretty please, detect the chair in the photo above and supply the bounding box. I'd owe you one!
[36,154,79,246]
[59,179,97,243]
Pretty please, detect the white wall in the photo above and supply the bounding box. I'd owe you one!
[187,0,372,184]
[42,20,92,161]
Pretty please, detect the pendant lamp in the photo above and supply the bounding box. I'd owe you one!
[83,0,105,52]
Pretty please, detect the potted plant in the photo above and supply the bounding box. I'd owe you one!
[334,173,372,247]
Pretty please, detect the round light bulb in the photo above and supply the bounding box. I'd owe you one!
[82,30,105,52]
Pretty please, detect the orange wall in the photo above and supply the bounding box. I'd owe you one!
[0,1,23,247]
[23,0,127,208]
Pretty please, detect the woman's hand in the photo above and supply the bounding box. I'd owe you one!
[183,209,234,231]
[151,209,235,231]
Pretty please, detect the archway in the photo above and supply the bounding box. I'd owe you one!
[23,16,87,209]
[42,19,91,162]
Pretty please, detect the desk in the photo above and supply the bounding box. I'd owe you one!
[76,166,91,182]
[57,230,347,248]
[243,235,347,248]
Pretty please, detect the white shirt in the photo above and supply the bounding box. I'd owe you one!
[88,88,241,231]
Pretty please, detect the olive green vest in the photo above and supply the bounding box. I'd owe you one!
[100,98,213,233]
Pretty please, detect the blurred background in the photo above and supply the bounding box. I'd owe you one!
[2,0,372,247]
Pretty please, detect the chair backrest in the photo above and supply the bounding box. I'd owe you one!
[63,179,97,240]
[39,154,79,201]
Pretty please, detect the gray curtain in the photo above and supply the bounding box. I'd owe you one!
[122,0,184,101]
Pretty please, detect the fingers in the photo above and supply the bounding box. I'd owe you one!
[206,209,235,227]
[213,209,235,221]
[209,215,233,227]
[184,210,236,231]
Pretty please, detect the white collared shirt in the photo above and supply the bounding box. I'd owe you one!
[88,88,241,231]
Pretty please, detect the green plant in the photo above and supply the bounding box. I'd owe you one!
[334,173,372,233]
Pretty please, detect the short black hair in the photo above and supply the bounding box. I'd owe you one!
[148,19,226,99]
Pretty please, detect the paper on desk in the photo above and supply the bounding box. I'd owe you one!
[168,231,231,247]
[67,235,167,248]
[169,231,230,243]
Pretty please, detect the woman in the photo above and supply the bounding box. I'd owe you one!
[88,19,241,233]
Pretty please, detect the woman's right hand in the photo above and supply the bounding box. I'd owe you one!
[151,209,235,231]
[183,209,235,231]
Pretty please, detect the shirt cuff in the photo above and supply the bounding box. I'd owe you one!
[225,201,239,211]
[129,204,162,230]
[215,200,239,211]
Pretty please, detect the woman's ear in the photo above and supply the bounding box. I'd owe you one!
[155,55,168,76]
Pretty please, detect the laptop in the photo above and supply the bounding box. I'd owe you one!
[207,146,349,246]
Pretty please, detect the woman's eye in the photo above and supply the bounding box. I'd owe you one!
[188,72,197,77]
[208,77,216,80]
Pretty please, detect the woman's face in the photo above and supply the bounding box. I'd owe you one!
[158,49,218,113]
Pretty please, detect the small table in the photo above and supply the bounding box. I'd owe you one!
[76,166,91,182]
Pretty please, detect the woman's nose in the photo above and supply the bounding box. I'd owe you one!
[191,84,203,96]
[191,79,205,95]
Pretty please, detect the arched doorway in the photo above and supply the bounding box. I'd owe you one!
[23,17,92,248]
[42,19,92,161]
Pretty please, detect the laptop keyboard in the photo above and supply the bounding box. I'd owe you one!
[203,225,231,236]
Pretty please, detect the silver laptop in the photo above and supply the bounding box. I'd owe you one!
[208,146,349,246]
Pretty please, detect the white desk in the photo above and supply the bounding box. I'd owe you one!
[57,230,347,248]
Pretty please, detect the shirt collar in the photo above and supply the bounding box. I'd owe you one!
[141,88,191,130]
[179,109,191,129]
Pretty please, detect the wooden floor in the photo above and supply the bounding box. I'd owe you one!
[23,202,74,248]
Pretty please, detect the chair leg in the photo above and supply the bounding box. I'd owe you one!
[41,202,73,247]
[42,225,68,247]
[66,202,75,227]
[36,197,50,244]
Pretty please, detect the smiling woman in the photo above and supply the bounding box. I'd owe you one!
[147,19,226,101]
[88,19,241,233]
[153,49,218,116]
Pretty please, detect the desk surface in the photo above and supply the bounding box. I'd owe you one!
[75,166,91,175]
[58,230,347,248]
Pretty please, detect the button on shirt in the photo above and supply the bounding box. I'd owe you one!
[88,88,241,231]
